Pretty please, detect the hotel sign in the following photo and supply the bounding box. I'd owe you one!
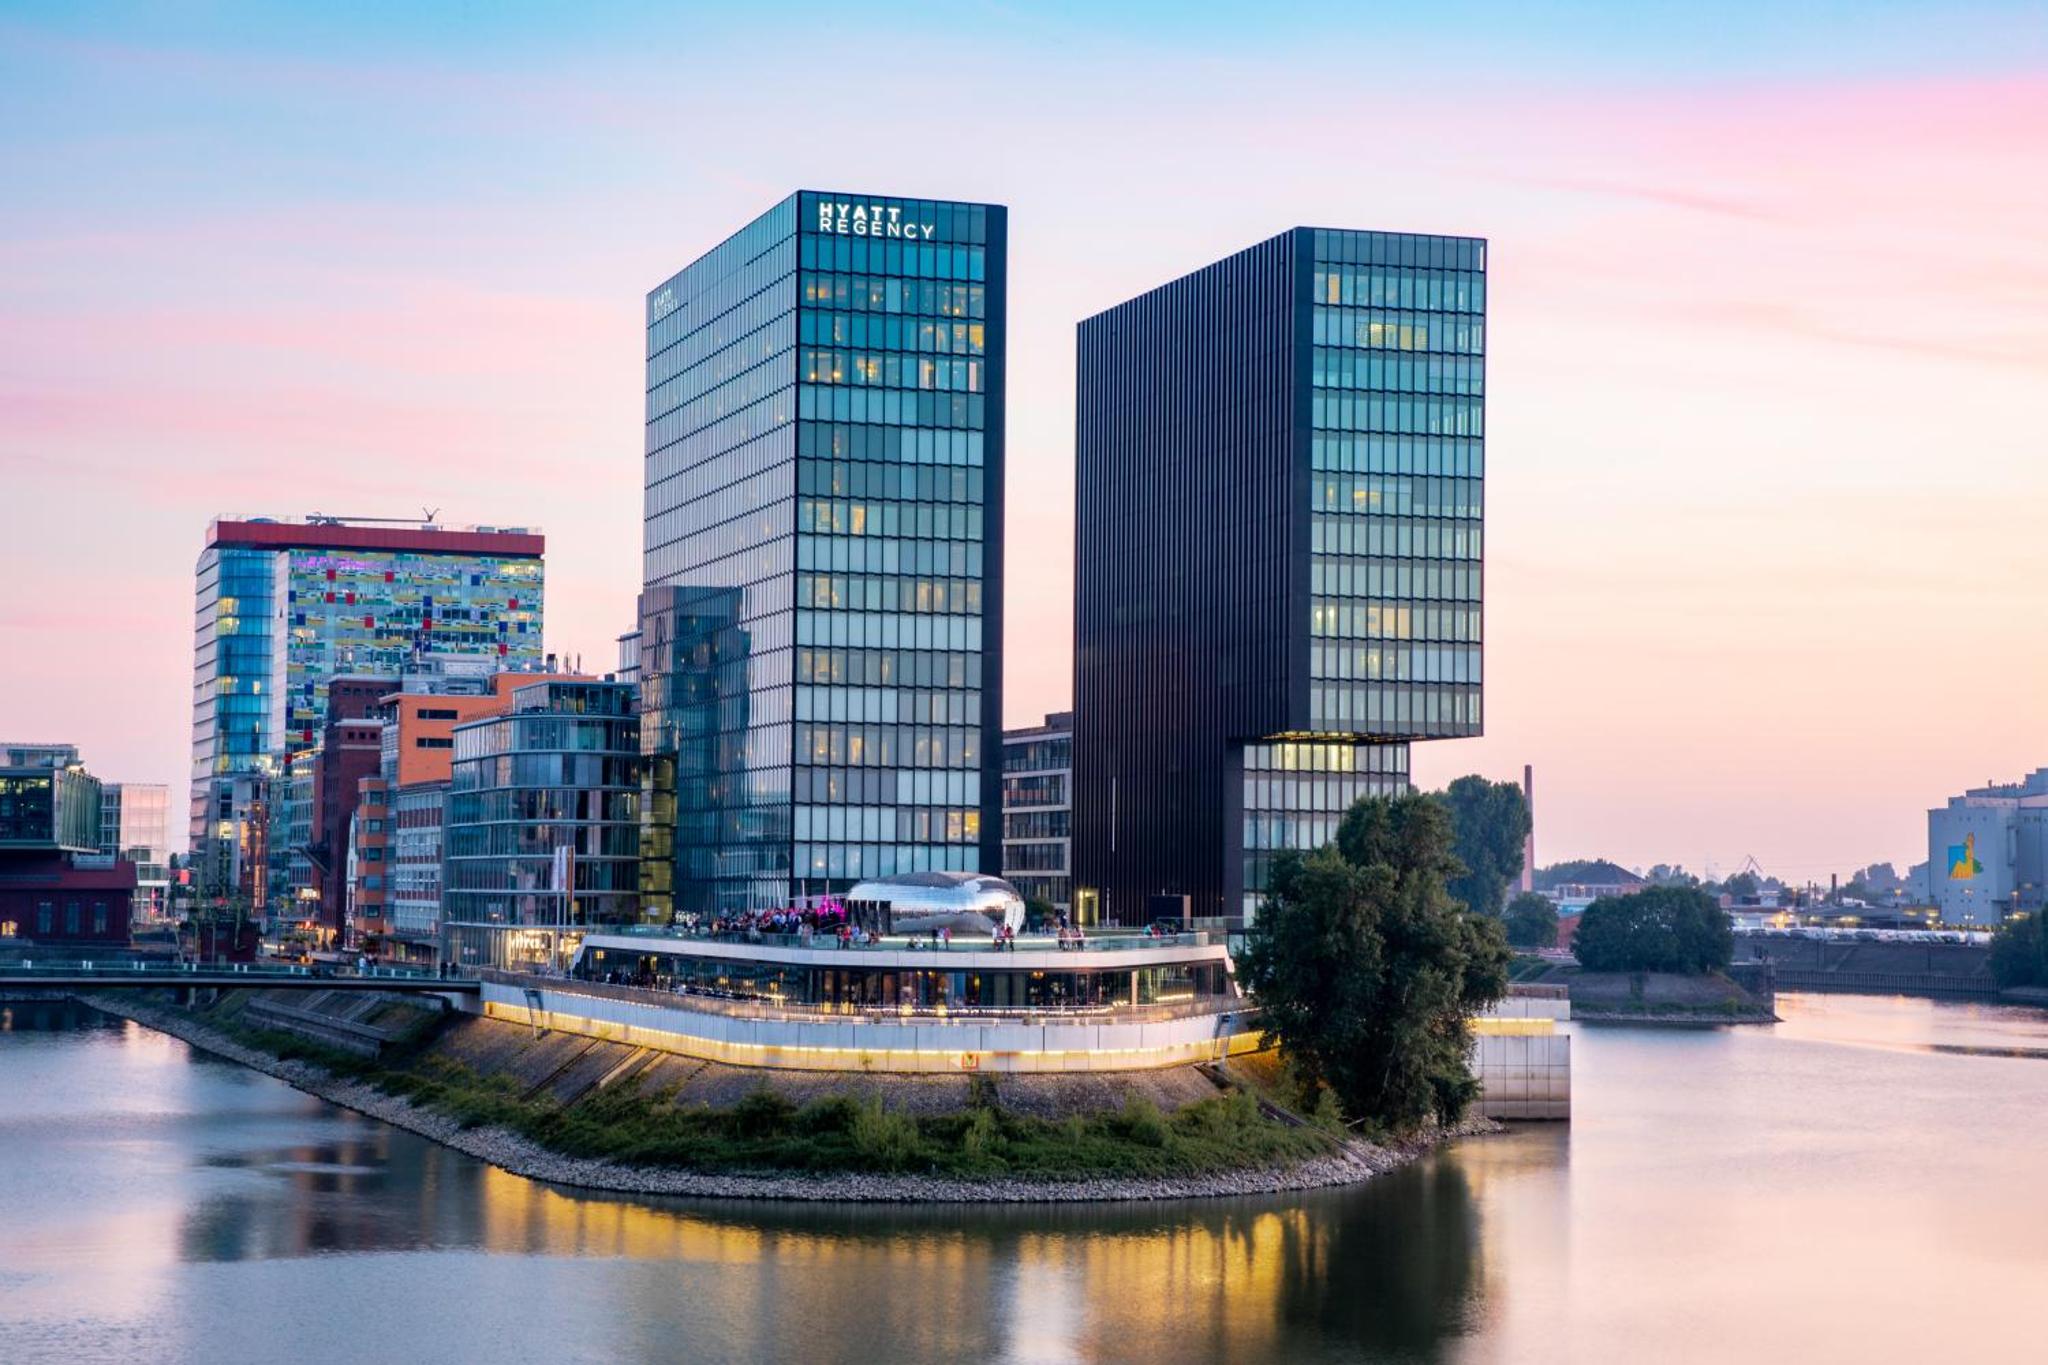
[817,200,936,239]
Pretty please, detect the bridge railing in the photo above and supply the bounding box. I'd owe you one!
[0,959,470,984]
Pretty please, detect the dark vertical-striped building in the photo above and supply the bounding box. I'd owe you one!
[1074,227,1486,927]
[640,191,1006,916]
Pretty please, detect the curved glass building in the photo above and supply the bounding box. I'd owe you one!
[444,679,640,927]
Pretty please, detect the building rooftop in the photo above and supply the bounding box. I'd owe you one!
[208,516,544,557]
[1004,711,1073,739]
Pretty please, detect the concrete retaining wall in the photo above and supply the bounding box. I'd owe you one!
[480,981,1265,1074]
[1473,1030,1570,1120]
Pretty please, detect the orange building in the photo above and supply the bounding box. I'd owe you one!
[385,671,562,786]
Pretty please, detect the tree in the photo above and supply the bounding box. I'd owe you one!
[1989,914,2047,990]
[1536,858,1637,890]
[1503,892,1560,949]
[1721,871,1761,899]
[1571,886,1732,974]
[1435,775,1531,917]
[1646,863,1700,888]
[1238,793,1510,1133]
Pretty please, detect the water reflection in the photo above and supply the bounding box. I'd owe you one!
[8,997,2048,1364]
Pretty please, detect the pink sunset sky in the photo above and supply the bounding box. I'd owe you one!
[3,4,2044,880]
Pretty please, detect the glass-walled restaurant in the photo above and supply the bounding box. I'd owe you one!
[574,943,1232,1015]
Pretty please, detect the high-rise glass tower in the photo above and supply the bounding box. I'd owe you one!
[640,191,1006,916]
[1074,228,1485,927]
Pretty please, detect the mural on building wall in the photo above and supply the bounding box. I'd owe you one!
[1947,833,1982,880]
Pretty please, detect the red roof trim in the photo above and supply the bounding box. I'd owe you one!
[209,521,545,557]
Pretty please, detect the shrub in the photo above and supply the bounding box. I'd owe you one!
[1305,1087,1345,1134]
[793,1094,864,1137]
[961,1106,999,1160]
[849,1099,920,1169]
[1113,1095,1172,1148]
[1989,913,2047,989]
[732,1087,797,1139]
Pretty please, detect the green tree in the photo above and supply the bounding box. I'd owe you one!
[1435,775,1531,917]
[1988,913,2047,990]
[1238,794,1510,1133]
[1503,892,1560,949]
[1571,885,1732,974]
[1647,863,1700,888]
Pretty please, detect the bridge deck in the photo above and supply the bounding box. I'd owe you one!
[0,967,477,993]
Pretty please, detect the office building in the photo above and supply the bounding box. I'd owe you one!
[346,666,569,959]
[1001,710,1072,917]
[1074,228,1486,926]
[100,782,171,919]
[1928,768,2048,926]
[188,515,545,905]
[638,190,1006,916]
[0,744,134,946]
[388,782,449,959]
[306,675,390,938]
[444,678,641,960]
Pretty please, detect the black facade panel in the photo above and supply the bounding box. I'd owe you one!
[1072,231,1300,926]
[978,206,1008,881]
[1075,226,1485,927]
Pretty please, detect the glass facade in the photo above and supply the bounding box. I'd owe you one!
[576,945,1229,1014]
[190,545,284,846]
[389,781,447,942]
[0,765,102,852]
[278,547,542,745]
[100,783,171,916]
[1075,227,1485,927]
[1001,712,1072,914]
[641,190,1005,917]
[1307,230,1484,739]
[445,680,641,927]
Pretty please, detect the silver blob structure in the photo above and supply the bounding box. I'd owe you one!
[844,871,1027,937]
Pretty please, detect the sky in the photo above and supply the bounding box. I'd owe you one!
[2,1,2044,881]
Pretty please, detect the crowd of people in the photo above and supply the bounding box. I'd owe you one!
[689,906,861,942]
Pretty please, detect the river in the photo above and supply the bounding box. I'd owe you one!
[2,992,2043,1364]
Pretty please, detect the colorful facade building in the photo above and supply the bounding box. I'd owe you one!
[188,515,545,910]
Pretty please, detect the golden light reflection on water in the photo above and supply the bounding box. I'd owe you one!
[461,1159,1489,1362]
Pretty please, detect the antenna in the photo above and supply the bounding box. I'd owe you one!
[422,507,440,524]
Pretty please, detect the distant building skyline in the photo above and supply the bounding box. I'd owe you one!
[1927,767,2048,927]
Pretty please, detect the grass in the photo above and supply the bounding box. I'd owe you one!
[392,1059,1339,1177]
[190,992,1340,1179]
